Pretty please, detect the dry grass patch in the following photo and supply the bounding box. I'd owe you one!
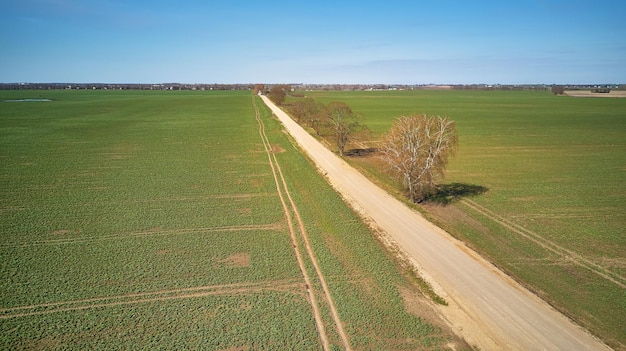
[218,252,251,268]
[399,286,471,350]
[271,144,286,153]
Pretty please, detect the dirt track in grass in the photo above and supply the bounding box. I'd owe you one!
[460,198,626,289]
[0,280,304,319]
[253,97,351,351]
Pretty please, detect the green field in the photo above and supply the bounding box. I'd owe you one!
[0,90,466,350]
[294,89,626,349]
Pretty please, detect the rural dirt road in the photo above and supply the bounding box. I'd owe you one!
[260,95,611,351]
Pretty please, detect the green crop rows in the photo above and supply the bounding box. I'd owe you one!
[296,89,626,349]
[1,90,461,350]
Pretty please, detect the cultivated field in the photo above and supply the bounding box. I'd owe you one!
[0,90,467,350]
[292,89,626,349]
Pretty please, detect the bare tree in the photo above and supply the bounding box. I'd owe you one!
[290,97,316,123]
[325,102,362,156]
[252,84,265,95]
[307,101,327,136]
[551,85,565,95]
[379,114,458,202]
[268,84,290,105]
[288,98,326,135]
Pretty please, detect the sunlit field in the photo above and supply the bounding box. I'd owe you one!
[295,89,626,349]
[0,90,464,350]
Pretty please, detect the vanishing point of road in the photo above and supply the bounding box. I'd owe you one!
[261,95,611,351]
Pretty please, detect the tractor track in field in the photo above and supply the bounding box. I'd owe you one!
[0,279,303,319]
[130,192,275,203]
[460,199,626,289]
[253,97,351,351]
[0,223,284,248]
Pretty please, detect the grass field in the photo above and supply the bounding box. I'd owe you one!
[0,90,466,350]
[293,89,626,349]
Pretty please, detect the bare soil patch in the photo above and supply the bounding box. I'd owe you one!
[219,252,251,268]
[271,143,286,153]
[564,90,626,98]
[217,347,249,351]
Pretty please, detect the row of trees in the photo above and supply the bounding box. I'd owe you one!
[282,94,458,202]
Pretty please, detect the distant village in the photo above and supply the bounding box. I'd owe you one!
[0,82,623,92]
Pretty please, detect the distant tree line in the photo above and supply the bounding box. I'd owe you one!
[0,83,258,91]
[552,85,617,95]
[265,85,366,157]
[3,82,623,92]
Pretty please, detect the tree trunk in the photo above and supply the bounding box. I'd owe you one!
[407,175,414,202]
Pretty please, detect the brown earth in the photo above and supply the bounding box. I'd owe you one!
[564,90,626,98]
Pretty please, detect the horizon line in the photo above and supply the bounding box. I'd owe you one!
[2,82,624,86]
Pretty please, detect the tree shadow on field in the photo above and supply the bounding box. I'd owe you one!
[345,147,377,157]
[424,183,489,205]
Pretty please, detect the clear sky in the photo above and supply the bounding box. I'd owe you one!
[2,0,625,84]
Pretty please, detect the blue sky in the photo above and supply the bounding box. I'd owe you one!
[2,0,625,84]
